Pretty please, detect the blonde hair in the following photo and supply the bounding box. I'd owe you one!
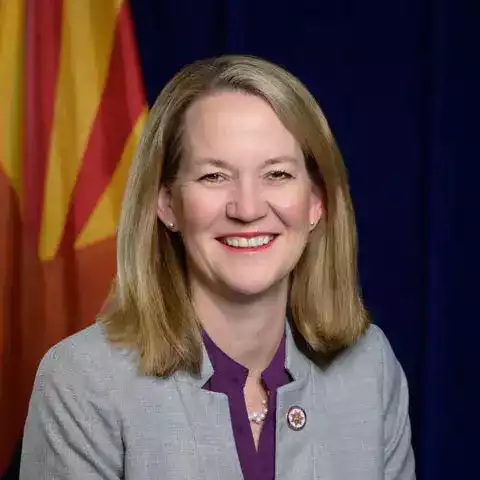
[101,55,369,376]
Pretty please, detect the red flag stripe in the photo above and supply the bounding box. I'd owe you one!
[59,2,145,252]
[22,0,64,246]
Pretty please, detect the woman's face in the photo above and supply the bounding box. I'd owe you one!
[158,91,322,299]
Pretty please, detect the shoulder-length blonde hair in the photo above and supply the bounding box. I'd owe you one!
[101,55,369,376]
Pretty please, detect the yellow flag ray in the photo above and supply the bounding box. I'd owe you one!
[0,0,25,196]
[39,0,123,261]
[75,109,147,250]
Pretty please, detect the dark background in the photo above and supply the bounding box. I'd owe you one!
[3,1,479,479]
[129,0,478,478]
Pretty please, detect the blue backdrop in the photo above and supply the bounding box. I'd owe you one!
[129,0,479,479]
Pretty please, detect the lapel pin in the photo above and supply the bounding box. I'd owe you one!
[286,405,307,431]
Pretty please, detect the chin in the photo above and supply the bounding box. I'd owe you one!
[219,274,287,299]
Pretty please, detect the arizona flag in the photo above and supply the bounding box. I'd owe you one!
[0,0,147,472]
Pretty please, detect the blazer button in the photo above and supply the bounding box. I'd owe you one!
[286,406,307,431]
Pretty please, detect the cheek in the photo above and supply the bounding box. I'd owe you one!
[176,187,224,232]
[269,187,311,227]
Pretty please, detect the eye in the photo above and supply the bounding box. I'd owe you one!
[198,172,228,184]
[266,170,294,181]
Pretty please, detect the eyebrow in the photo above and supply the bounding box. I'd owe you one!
[263,156,300,166]
[193,156,301,169]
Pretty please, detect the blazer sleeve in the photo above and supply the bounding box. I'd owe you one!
[20,343,124,480]
[376,327,416,479]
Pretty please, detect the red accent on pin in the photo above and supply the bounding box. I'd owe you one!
[286,406,307,431]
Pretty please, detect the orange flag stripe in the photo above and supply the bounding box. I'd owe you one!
[39,0,123,262]
[60,1,146,253]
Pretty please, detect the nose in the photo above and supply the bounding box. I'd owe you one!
[226,178,268,223]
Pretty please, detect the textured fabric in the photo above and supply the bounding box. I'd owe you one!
[202,330,291,479]
[20,321,416,479]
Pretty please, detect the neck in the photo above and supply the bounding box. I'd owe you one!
[191,279,288,374]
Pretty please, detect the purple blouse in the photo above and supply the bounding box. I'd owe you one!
[202,332,291,479]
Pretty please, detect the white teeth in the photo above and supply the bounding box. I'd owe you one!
[223,235,274,248]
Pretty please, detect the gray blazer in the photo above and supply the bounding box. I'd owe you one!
[20,322,415,479]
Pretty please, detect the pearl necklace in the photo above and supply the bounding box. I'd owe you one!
[248,399,268,424]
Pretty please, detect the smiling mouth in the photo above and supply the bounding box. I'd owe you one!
[218,234,277,250]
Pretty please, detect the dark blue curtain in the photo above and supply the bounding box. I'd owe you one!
[129,1,479,479]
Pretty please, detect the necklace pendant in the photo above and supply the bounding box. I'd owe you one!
[248,399,269,424]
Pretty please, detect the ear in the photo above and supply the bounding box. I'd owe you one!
[157,184,178,230]
[309,183,323,229]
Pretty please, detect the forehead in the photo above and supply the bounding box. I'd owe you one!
[182,91,302,162]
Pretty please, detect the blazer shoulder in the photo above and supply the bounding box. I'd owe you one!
[356,327,415,475]
[353,323,391,353]
[351,323,397,359]
[359,323,401,376]
[361,324,408,400]
[328,323,400,379]
[36,322,138,394]
[22,323,129,479]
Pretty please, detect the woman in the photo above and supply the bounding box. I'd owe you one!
[20,55,415,479]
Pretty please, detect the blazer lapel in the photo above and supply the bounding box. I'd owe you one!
[173,346,243,480]
[172,321,321,479]
[275,324,319,479]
